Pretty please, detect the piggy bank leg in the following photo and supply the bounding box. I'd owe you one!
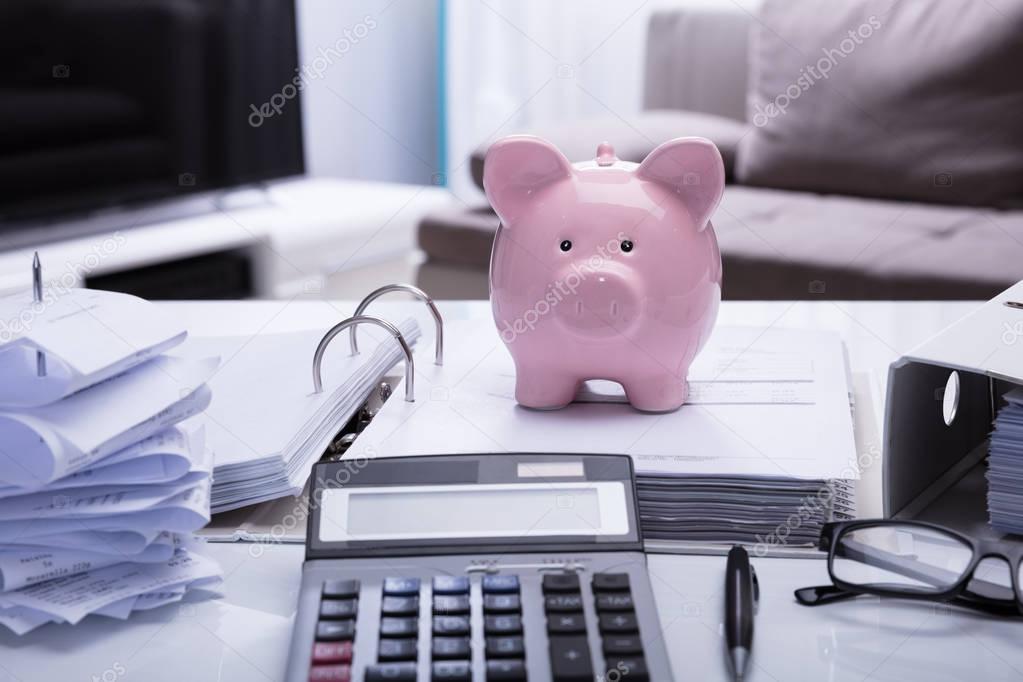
[515,368,579,410]
[623,375,688,412]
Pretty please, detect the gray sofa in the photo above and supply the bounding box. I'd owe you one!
[417,2,1023,300]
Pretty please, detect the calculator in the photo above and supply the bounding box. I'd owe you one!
[284,453,673,682]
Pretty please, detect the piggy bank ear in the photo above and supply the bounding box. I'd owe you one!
[636,137,724,231]
[483,136,573,225]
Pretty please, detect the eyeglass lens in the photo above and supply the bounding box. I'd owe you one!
[832,524,973,594]
[968,557,1015,601]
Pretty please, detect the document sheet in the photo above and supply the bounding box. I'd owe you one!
[350,320,858,548]
[988,388,1023,535]
[176,317,421,512]
[0,287,187,407]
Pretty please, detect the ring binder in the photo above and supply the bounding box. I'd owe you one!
[312,316,415,402]
[349,283,443,366]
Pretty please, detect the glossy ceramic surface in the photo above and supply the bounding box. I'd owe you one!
[484,136,724,411]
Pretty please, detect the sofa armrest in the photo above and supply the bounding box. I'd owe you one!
[643,7,752,122]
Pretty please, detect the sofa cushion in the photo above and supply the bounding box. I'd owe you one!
[470,110,749,191]
[736,0,1023,209]
[643,7,751,122]
[714,186,1023,299]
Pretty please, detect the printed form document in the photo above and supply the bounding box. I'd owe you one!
[350,320,858,549]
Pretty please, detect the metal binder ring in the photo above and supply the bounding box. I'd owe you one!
[349,283,443,366]
[312,315,415,402]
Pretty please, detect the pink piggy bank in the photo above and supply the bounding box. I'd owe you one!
[484,136,724,412]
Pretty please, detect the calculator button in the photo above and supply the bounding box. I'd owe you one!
[595,593,634,611]
[365,662,417,681]
[312,641,353,664]
[309,665,351,682]
[319,599,358,619]
[432,660,472,681]
[483,593,521,614]
[599,612,639,634]
[544,594,583,612]
[607,657,649,681]
[383,577,421,596]
[482,574,520,593]
[592,573,631,592]
[433,594,471,615]
[542,573,581,593]
[381,596,419,616]
[322,579,360,599]
[485,659,526,681]
[433,615,472,636]
[379,617,418,638]
[432,576,470,595]
[316,620,356,641]
[602,635,644,655]
[549,636,594,681]
[484,615,522,635]
[547,613,587,634]
[432,636,472,660]
[378,638,418,662]
[485,636,525,658]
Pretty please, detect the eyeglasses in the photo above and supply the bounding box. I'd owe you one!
[795,519,1023,617]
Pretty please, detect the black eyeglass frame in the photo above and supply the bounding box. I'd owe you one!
[795,518,1023,617]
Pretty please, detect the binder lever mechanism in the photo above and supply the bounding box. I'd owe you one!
[349,283,443,366]
[312,315,415,402]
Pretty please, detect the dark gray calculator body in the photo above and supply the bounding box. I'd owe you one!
[285,454,674,682]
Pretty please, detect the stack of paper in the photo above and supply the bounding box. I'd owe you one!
[636,476,853,546]
[0,288,222,634]
[346,320,859,552]
[987,389,1023,534]
[179,318,422,512]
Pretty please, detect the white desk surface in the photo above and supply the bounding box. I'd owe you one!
[5,299,1021,682]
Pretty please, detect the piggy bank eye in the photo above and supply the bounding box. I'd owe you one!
[559,239,572,252]
[620,239,634,253]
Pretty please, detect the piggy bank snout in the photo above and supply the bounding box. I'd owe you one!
[555,269,640,334]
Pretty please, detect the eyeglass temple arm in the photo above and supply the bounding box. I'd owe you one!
[794,584,859,606]
[836,538,1007,597]
[794,583,1020,616]
[836,538,962,589]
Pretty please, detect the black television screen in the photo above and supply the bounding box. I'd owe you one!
[0,0,304,235]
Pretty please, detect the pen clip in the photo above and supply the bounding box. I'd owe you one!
[751,564,760,614]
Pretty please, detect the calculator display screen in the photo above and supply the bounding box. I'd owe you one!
[318,481,629,543]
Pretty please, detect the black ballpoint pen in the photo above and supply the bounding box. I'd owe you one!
[725,545,758,681]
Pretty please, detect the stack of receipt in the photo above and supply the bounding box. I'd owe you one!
[988,388,1023,534]
[0,287,222,634]
[180,318,421,513]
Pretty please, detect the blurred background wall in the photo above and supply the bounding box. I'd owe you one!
[295,0,763,194]
[295,0,441,184]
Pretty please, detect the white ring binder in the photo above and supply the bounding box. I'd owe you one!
[312,315,415,402]
[349,283,443,366]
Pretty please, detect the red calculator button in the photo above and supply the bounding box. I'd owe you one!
[308,664,351,681]
[312,641,353,664]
